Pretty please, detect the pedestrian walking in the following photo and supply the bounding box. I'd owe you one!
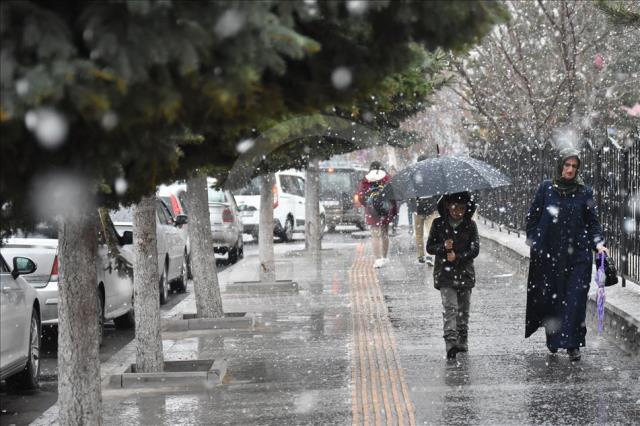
[525,147,607,362]
[356,161,398,268]
[409,154,437,265]
[389,165,399,236]
[426,191,479,359]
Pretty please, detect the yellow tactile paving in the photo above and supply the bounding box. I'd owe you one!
[350,245,416,426]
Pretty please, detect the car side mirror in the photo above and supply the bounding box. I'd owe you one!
[174,214,188,226]
[12,256,37,279]
[121,230,133,246]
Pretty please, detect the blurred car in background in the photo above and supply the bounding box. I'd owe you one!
[234,170,325,242]
[110,198,189,303]
[319,162,367,231]
[207,178,244,264]
[0,211,135,346]
[0,254,40,389]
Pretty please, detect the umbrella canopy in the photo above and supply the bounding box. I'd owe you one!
[384,155,511,200]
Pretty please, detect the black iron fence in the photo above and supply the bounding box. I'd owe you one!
[473,136,640,285]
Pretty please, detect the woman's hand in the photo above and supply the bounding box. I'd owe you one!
[596,243,608,255]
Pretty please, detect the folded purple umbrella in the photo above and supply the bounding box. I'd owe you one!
[596,252,606,333]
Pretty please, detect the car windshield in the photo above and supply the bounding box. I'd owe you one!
[235,179,260,196]
[320,170,355,199]
[110,206,134,223]
[208,187,227,203]
[12,222,58,239]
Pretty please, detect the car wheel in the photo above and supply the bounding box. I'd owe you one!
[281,217,294,242]
[114,297,135,329]
[251,231,259,242]
[228,245,238,264]
[159,264,169,305]
[174,252,188,293]
[97,293,105,347]
[327,225,336,233]
[7,309,41,389]
[186,251,193,280]
[238,236,244,259]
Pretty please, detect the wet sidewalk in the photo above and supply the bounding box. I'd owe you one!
[33,232,639,425]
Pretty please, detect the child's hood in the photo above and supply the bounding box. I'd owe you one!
[436,193,477,220]
[365,169,387,182]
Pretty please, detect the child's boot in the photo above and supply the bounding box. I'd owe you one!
[457,335,468,352]
[446,341,458,359]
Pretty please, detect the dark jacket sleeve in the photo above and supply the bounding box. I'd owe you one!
[426,219,447,256]
[584,187,604,250]
[526,182,546,246]
[455,221,480,263]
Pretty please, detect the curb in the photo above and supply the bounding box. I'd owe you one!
[106,359,227,390]
[162,316,254,332]
[225,280,299,293]
[479,233,640,357]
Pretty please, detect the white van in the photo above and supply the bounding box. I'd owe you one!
[234,170,325,241]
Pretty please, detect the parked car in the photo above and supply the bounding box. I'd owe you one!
[206,178,244,263]
[0,211,136,346]
[319,163,368,231]
[234,170,325,242]
[111,198,189,302]
[158,183,192,275]
[0,254,41,389]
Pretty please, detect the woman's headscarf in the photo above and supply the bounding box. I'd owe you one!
[552,147,584,195]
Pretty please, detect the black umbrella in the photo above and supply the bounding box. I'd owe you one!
[384,155,511,200]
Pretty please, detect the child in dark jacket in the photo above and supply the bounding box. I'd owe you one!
[426,192,479,359]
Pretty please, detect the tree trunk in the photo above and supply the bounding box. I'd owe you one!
[259,173,276,282]
[305,157,322,254]
[186,175,223,318]
[58,206,102,425]
[133,195,164,372]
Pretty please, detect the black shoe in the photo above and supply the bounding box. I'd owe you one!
[446,347,458,359]
[456,337,469,352]
[417,256,426,264]
[568,348,581,362]
[547,345,558,354]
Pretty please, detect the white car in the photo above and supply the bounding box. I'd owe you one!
[111,198,189,303]
[0,254,41,389]
[0,212,136,345]
[234,170,325,242]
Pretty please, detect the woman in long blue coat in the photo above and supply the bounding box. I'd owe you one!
[525,147,607,361]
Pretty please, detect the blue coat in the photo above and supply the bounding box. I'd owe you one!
[524,180,604,347]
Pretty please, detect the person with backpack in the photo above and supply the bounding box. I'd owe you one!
[408,154,437,265]
[356,161,398,268]
[426,192,479,359]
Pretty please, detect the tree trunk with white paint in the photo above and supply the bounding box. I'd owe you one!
[305,158,322,254]
[186,175,223,318]
[58,206,102,425]
[259,173,276,282]
[133,195,164,372]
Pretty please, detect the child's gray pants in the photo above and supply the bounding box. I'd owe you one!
[440,287,472,346]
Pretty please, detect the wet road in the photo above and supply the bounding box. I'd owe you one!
[7,230,639,424]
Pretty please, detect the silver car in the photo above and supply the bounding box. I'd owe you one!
[111,198,189,304]
[207,179,243,264]
[0,211,135,345]
[0,254,41,389]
